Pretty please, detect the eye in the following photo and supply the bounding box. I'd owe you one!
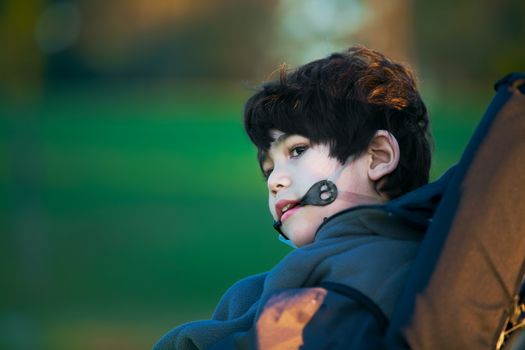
[290,145,308,158]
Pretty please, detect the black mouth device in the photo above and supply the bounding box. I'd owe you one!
[273,180,338,240]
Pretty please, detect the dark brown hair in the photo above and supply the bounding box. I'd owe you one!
[244,45,432,198]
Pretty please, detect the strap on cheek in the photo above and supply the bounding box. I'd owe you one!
[272,156,352,241]
[273,180,338,241]
[299,180,338,206]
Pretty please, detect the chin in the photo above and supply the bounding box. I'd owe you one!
[284,221,318,247]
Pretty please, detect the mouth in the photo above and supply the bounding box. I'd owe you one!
[276,199,301,222]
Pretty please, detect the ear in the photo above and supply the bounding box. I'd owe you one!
[367,130,400,181]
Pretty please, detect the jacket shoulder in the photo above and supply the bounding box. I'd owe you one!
[211,283,387,350]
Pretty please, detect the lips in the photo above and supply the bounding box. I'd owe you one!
[275,199,301,222]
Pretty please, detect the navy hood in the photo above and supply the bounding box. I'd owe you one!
[383,166,456,231]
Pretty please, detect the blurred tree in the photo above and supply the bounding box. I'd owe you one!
[0,0,44,97]
[46,0,279,81]
[0,0,50,309]
[414,0,525,91]
[355,0,414,63]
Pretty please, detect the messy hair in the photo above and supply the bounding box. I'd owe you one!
[243,45,432,198]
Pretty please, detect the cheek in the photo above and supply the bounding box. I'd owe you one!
[289,167,328,193]
[295,158,339,186]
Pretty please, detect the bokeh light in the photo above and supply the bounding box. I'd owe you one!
[35,2,81,54]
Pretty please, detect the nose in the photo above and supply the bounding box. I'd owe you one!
[267,164,292,196]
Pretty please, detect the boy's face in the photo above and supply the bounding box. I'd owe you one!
[262,130,383,247]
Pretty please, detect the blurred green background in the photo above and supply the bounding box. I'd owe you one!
[1,0,523,349]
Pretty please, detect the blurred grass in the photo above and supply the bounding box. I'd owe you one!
[0,82,486,350]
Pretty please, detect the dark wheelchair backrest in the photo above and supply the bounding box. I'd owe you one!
[384,73,525,350]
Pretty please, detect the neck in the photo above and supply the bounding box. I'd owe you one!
[337,190,385,206]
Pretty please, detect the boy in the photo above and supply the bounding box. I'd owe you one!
[154,45,432,349]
